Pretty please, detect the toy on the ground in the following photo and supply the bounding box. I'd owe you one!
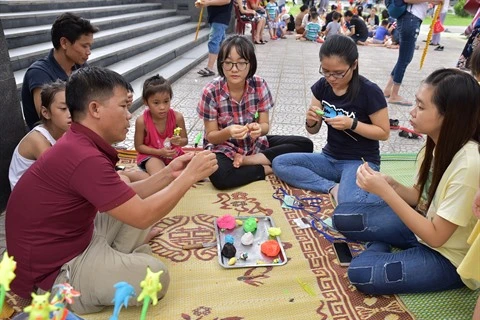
[50,283,80,320]
[24,292,58,320]
[0,252,16,313]
[110,282,136,320]
[137,267,163,320]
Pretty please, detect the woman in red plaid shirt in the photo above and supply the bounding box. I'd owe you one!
[197,35,313,189]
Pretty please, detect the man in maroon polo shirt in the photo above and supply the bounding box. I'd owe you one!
[5,66,218,315]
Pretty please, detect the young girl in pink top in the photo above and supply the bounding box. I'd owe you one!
[134,75,188,175]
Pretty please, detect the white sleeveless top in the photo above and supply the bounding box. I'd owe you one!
[8,125,56,190]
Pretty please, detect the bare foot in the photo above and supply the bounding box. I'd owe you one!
[329,184,339,206]
[263,165,273,175]
[144,227,162,244]
[233,153,244,168]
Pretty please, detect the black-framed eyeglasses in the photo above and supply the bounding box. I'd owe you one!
[319,65,352,79]
[222,61,249,71]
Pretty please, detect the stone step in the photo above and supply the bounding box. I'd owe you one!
[108,28,209,85]
[14,25,208,93]
[0,0,145,13]
[5,9,178,49]
[129,42,209,112]
[0,3,162,28]
[9,15,192,71]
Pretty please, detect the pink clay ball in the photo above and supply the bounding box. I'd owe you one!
[217,214,236,230]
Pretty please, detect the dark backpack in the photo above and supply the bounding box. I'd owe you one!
[385,0,408,19]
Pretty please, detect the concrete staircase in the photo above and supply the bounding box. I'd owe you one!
[1,0,209,112]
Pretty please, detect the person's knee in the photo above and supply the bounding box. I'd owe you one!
[209,173,233,190]
[299,138,314,152]
[145,258,171,298]
[348,260,404,295]
[332,211,365,233]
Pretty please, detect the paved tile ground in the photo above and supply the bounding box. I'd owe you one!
[115,24,470,155]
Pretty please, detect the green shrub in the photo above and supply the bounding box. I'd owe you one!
[454,0,470,17]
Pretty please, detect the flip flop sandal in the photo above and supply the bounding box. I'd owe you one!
[399,129,420,139]
[261,39,268,43]
[389,119,399,128]
[434,46,444,51]
[197,68,215,77]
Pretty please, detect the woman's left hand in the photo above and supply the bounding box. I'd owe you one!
[246,122,262,140]
[356,162,391,196]
[324,116,354,131]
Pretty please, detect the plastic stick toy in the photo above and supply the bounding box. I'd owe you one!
[195,5,204,41]
[315,109,325,117]
[420,4,442,69]
[0,252,16,312]
[173,127,182,136]
[110,282,136,320]
[193,133,202,148]
[137,268,163,320]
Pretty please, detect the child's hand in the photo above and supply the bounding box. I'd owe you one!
[170,135,182,146]
[246,122,262,139]
[195,0,204,8]
[160,148,177,159]
[229,124,249,139]
[324,116,355,131]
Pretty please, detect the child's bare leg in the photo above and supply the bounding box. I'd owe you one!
[145,157,166,175]
[263,165,273,175]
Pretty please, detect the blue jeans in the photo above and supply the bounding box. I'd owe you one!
[333,202,465,294]
[390,11,421,84]
[272,152,381,203]
[208,22,228,54]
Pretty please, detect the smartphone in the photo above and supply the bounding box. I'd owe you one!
[333,242,353,267]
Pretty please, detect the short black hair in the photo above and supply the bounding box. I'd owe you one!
[217,35,257,79]
[344,10,354,18]
[51,13,99,49]
[142,74,173,101]
[66,66,131,121]
[310,11,319,20]
[333,12,342,20]
[300,4,309,11]
[381,19,389,26]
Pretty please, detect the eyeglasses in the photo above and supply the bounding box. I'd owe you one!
[319,65,352,79]
[222,61,249,71]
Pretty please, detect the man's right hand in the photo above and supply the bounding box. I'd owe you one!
[184,150,218,182]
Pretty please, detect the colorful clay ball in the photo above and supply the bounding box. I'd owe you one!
[241,232,254,246]
[221,243,236,259]
[243,217,257,233]
[225,235,235,244]
[217,214,236,230]
[261,240,281,257]
[268,227,281,237]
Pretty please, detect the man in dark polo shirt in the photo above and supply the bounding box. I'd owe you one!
[195,0,233,77]
[6,67,218,315]
[344,10,369,45]
[21,13,98,130]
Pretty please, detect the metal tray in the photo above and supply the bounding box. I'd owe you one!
[214,215,287,269]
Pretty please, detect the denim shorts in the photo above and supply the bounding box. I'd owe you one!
[208,22,228,54]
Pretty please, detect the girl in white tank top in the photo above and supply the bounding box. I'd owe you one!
[8,80,71,190]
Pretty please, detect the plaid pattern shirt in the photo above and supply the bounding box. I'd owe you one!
[197,75,274,160]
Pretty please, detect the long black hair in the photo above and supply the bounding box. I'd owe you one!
[319,34,360,102]
[417,68,480,209]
